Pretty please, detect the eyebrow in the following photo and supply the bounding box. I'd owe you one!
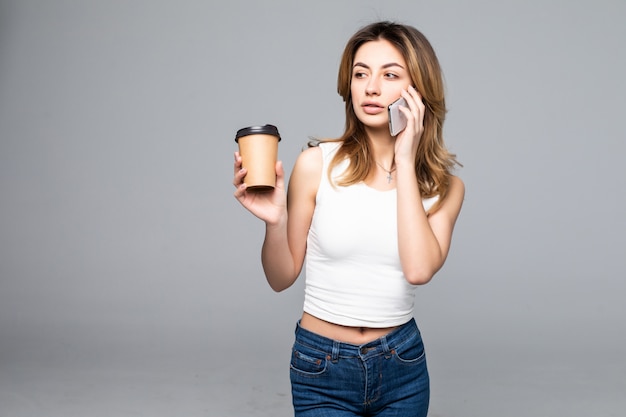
[353,62,405,70]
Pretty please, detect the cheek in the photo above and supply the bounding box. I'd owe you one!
[393,83,410,97]
[350,87,359,110]
[350,83,358,98]
[351,97,362,117]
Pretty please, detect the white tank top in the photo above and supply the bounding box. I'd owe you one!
[303,142,439,328]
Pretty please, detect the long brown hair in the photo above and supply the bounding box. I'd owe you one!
[327,21,460,213]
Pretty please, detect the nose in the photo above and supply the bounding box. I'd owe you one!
[365,77,380,96]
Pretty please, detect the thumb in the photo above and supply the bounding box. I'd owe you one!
[275,160,286,189]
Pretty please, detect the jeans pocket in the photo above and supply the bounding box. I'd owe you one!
[392,332,426,365]
[290,347,328,376]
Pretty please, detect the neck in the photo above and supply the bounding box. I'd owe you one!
[364,133,396,184]
[364,124,395,145]
[366,133,395,169]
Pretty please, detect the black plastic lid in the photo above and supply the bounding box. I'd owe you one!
[235,124,281,142]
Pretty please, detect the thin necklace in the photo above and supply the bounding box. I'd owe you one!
[375,161,396,183]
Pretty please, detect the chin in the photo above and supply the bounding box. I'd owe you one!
[357,115,387,128]
[361,121,389,132]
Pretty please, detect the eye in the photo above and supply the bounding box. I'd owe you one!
[385,72,399,79]
[353,71,367,79]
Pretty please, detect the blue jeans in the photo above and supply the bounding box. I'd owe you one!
[290,318,429,416]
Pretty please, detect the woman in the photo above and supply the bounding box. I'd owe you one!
[233,21,464,417]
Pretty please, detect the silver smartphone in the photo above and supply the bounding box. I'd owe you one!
[388,97,408,136]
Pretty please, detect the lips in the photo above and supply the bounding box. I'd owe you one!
[361,101,385,115]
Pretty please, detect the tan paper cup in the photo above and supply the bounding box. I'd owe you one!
[235,124,281,191]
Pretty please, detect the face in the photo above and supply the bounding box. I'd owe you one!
[350,39,411,132]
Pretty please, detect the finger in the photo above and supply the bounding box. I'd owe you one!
[402,87,425,128]
[398,105,416,134]
[400,89,417,123]
[233,151,247,189]
[407,85,423,103]
[233,181,248,201]
[233,166,247,188]
[233,151,243,174]
[409,86,425,123]
[273,160,285,191]
[405,87,425,115]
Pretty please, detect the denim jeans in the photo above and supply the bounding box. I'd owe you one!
[290,318,429,416]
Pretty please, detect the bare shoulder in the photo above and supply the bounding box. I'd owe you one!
[288,145,322,202]
[431,175,464,221]
[448,175,465,200]
[295,145,322,172]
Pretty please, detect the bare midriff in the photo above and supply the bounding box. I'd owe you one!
[300,312,399,345]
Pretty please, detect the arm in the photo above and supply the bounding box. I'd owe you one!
[234,147,321,292]
[394,86,465,284]
[262,146,320,291]
[395,170,464,285]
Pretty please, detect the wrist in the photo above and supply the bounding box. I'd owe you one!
[394,159,415,173]
[265,211,288,229]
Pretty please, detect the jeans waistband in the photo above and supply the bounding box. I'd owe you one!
[294,318,419,360]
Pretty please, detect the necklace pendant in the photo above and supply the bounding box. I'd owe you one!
[387,173,392,183]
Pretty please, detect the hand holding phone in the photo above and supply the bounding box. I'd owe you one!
[388,97,408,136]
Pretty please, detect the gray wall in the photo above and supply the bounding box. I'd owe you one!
[1,1,625,416]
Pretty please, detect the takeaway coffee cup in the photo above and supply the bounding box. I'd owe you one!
[235,124,281,191]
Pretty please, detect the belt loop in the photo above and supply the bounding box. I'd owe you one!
[331,340,340,363]
[381,335,391,358]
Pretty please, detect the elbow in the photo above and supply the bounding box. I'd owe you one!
[401,251,446,285]
[404,271,434,286]
[265,271,299,293]
[268,281,291,293]
[403,264,441,285]
[262,264,300,293]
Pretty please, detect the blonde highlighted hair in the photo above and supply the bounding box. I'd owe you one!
[325,21,460,213]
